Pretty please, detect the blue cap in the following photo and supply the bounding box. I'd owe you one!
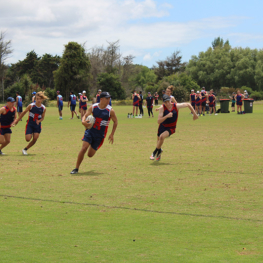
[32,92,36,95]
[7,97,15,102]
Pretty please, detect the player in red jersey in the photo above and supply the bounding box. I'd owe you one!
[150,95,198,161]
[0,97,17,155]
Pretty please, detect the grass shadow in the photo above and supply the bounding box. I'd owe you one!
[71,170,104,176]
[150,162,174,166]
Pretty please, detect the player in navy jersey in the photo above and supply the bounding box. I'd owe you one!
[80,90,88,119]
[68,91,79,119]
[195,91,202,115]
[145,92,154,117]
[201,87,208,116]
[132,90,140,116]
[150,94,198,161]
[235,90,245,114]
[189,90,196,113]
[207,90,217,115]
[0,97,17,155]
[70,92,118,174]
[57,91,63,120]
[16,91,23,120]
[13,92,48,155]
[96,89,102,103]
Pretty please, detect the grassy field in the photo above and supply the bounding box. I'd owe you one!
[1,102,263,262]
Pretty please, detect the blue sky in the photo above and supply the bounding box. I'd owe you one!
[1,0,263,67]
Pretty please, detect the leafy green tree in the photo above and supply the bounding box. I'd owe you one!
[130,66,157,91]
[54,42,91,98]
[97,72,125,100]
[153,51,186,80]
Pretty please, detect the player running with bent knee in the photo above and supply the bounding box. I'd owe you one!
[150,94,198,161]
[70,92,118,174]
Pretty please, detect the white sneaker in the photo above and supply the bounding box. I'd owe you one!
[0,151,5,155]
[22,149,28,155]
[215,114,218,115]
[150,153,155,160]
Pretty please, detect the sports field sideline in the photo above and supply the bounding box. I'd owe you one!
[1,103,263,262]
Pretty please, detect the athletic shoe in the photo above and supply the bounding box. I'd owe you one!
[0,150,5,155]
[70,168,78,174]
[156,149,163,161]
[59,117,63,120]
[149,153,155,160]
[22,149,28,155]
[77,115,80,119]
[215,114,218,115]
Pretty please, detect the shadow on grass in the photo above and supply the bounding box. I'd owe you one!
[150,162,174,166]
[71,170,104,176]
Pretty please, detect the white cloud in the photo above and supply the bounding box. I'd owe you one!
[0,0,248,64]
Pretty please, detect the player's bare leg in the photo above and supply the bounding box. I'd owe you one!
[0,134,11,151]
[75,141,90,169]
[25,133,40,150]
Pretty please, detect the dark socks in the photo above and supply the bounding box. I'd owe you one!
[24,148,27,151]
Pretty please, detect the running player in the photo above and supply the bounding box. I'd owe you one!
[189,89,196,114]
[80,90,88,119]
[56,91,63,120]
[12,91,48,155]
[132,90,140,116]
[16,91,23,120]
[207,90,217,115]
[201,87,208,116]
[0,97,17,155]
[150,94,198,161]
[68,91,79,119]
[235,90,245,114]
[145,92,154,117]
[70,92,118,174]
[96,89,102,103]
[195,91,202,115]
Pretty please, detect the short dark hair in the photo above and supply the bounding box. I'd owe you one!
[70,91,73,94]
[16,91,19,94]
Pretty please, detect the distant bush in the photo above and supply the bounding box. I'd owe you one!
[250,91,263,101]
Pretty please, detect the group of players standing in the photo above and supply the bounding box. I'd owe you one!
[190,87,217,116]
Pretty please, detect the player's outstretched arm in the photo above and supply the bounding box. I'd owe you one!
[177,103,198,120]
[12,104,31,126]
[108,109,118,144]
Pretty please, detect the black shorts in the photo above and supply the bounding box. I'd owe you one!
[202,101,206,107]
[157,125,175,137]
[17,106,23,112]
[70,105,76,111]
[231,102,235,107]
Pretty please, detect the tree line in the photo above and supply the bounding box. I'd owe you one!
[1,34,263,103]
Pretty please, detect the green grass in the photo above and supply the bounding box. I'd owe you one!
[1,103,263,262]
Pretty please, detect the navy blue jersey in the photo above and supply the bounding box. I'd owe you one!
[159,103,178,129]
[146,96,154,107]
[190,93,196,102]
[90,103,111,138]
[96,94,100,103]
[208,94,215,103]
[57,95,63,106]
[69,94,77,105]
[133,94,139,106]
[80,96,87,108]
[0,106,16,128]
[17,96,23,107]
[27,103,45,126]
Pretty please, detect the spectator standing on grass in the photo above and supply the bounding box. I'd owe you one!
[13,92,48,156]
[195,91,201,115]
[80,91,88,119]
[32,92,36,103]
[145,92,154,118]
[68,91,79,119]
[139,91,144,116]
[235,90,245,114]
[132,90,140,116]
[190,89,196,114]
[57,91,63,120]
[0,97,17,155]
[154,92,159,106]
[229,92,236,112]
[207,90,217,115]
[16,91,23,121]
[96,89,102,103]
